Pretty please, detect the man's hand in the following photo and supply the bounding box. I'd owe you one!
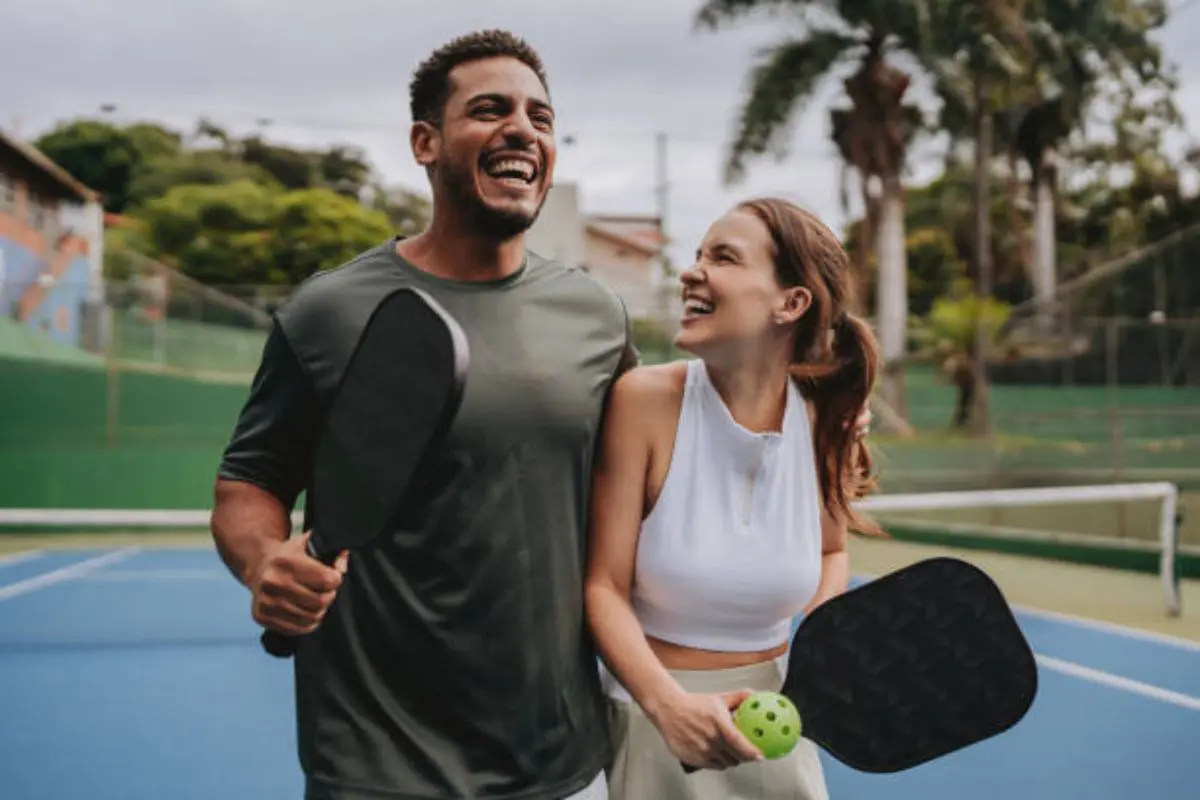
[249,532,348,636]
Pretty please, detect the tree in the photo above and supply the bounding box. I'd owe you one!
[268,188,394,284]
[1005,0,1176,327]
[34,119,181,212]
[124,150,282,209]
[912,0,1035,435]
[35,115,384,213]
[369,186,433,237]
[693,0,930,423]
[135,181,393,286]
[137,180,280,284]
[910,289,1014,430]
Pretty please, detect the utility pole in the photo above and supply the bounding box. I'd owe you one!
[652,136,672,283]
[652,132,674,329]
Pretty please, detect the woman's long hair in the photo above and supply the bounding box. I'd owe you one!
[736,197,884,536]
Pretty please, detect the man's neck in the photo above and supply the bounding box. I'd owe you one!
[395,212,526,283]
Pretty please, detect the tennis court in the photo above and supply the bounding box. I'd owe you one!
[1,533,1197,799]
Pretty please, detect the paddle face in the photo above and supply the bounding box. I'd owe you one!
[784,557,1038,773]
[260,287,469,658]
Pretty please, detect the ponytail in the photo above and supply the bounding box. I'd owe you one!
[791,312,884,537]
[731,195,885,534]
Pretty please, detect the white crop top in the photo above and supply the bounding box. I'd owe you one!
[601,359,824,701]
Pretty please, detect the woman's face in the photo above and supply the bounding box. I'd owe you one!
[674,208,810,360]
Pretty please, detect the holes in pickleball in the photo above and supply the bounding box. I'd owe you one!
[754,728,764,737]
[766,711,777,721]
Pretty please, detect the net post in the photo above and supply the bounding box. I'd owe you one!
[1159,482,1181,617]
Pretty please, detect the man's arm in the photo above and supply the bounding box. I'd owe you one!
[210,323,345,635]
[211,480,294,588]
[211,322,315,581]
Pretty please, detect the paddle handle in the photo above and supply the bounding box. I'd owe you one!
[259,538,332,659]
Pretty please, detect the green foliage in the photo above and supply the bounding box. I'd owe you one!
[125,150,281,210]
[268,188,394,283]
[918,292,1013,357]
[135,181,393,285]
[694,0,929,185]
[34,120,146,212]
[34,114,432,287]
[631,317,680,364]
[905,228,967,316]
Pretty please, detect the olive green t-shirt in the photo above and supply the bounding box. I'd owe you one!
[218,239,636,799]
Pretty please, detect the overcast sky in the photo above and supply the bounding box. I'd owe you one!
[3,0,1200,267]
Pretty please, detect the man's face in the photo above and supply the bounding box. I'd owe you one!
[415,56,557,240]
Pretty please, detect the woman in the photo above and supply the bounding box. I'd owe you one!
[584,197,881,799]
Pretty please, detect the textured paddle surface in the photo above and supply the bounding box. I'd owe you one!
[786,557,1038,773]
[308,287,469,557]
[260,287,469,659]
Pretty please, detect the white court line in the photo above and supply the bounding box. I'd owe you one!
[0,549,43,567]
[81,569,222,581]
[1036,654,1200,711]
[1013,604,1200,654]
[0,548,140,601]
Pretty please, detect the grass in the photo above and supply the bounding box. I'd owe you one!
[0,531,212,555]
[848,535,1200,643]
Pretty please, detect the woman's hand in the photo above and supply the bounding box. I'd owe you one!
[648,688,764,770]
[850,404,872,441]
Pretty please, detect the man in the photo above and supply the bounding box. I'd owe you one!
[211,30,636,800]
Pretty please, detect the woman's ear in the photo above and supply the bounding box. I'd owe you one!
[776,286,813,325]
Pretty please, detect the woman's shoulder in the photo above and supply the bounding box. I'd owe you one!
[612,360,689,403]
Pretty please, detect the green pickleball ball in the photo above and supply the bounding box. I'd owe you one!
[732,691,802,759]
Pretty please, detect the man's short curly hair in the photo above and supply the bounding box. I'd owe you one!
[409,30,550,126]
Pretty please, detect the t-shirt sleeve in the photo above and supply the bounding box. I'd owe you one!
[217,321,320,509]
[615,300,641,378]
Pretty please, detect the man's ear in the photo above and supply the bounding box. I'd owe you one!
[411,121,439,168]
[776,286,813,325]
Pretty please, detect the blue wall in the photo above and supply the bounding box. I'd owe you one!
[0,236,90,347]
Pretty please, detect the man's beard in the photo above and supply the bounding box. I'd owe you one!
[440,160,545,241]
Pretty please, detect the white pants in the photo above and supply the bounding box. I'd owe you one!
[563,771,608,799]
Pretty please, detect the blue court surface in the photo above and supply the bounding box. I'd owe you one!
[2,546,1197,799]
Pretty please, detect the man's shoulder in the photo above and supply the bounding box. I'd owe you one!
[526,250,628,320]
[273,241,408,396]
[276,241,400,330]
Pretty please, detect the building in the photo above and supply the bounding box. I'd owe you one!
[526,182,671,319]
[0,128,105,349]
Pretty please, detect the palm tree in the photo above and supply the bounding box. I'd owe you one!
[910,289,1014,430]
[693,0,928,424]
[1010,0,1173,328]
[909,0,1035,435]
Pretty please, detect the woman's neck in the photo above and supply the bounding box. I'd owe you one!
[703,349,792,434]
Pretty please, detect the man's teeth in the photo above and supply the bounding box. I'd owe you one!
[685,300,714,315]
[487,159,534,182]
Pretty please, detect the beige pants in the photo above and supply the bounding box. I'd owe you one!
[605,661,829,800]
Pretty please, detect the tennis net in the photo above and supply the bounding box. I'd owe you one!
[0,482,1187,616]
[858,482,1186,617]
